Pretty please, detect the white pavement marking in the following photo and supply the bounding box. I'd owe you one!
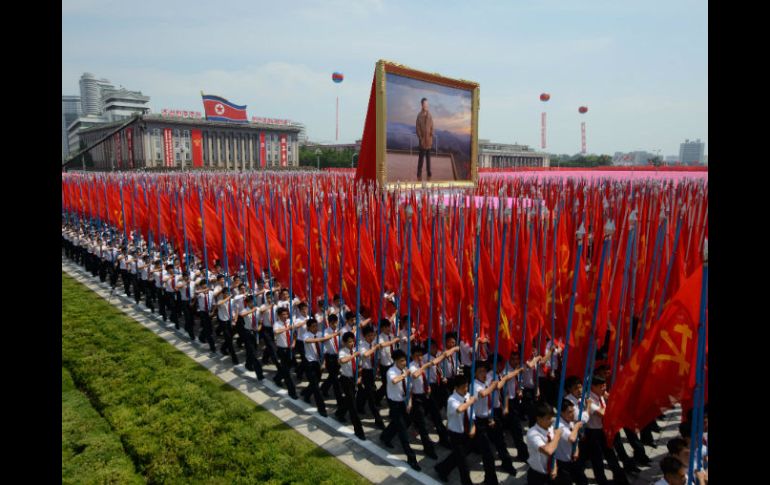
[63,258,680,484]
[62,260,440,485]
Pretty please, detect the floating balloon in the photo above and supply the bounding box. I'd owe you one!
[540,93,550,102]
[332,72,344,83]
[579,106,588,114]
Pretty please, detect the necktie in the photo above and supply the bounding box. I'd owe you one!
[401,374,406,397]
[332,334,338,353]
[436,362,443,380]
[187,286,191,299]
[171,277,175,290]
[204,294,209,312]
[315,340,321,360]
[463,403,471,434]
[370,350,375,369]
[287,325,292,348]
[251,313,257,331]
[546,430,553,473]
[351,354,357,376]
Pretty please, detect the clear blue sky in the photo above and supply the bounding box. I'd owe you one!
[62,0,707,157]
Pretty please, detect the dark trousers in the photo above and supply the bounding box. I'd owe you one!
[416,392,449,444]
[583,428,625,485]
[338,375,364,435]
[275,347,297,397]
[503,399,530,460]
[133,277,142,304]
[381,399,416,459]
[622,427,648,459]
[158,288,168,321]
[121,270,131,296]
[376,364,391,403]
[417,148,432,177]
[182,301,194,338]
[302,361,326,414]
[110,265,119,287]
[527,467,553,485]
[436,431,473,485]
[355,369,383,423]
[322,354,344,406]
[539,376,558,407]
[198,311,216,352]
[408,394,437,454]
[145,282,155,311]
[555,459,588,485]
[294,340,308,380]
[217,318,238,364]
[522,388,538,426]
[168,292,179,326]
[473,417,501,485]
[98,260,108,282]
[235,319,261,374]
[260,327,279,366]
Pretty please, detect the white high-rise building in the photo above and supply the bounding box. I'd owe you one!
[679,139,706,165]
[79,72,115,116]
[62,95,81,158]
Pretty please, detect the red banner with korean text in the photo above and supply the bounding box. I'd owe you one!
[115,133,122,169]
[191,129,203,167]
[163,128,174,167]
[280,134,287,167]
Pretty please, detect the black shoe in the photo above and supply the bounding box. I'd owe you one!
[379,434,393,449]
[303,395,312,405]
[635,453,651,466]
[641,437,657,448]
[502,462,516,474]
[407,457,421,471]
[438,439,451,450]
[374,420,386,430]
[434,465,449,483]
[289,392,299,400]
[425,448,438,459]
[355,429,367,441]
[318,409,328,417]
[623,461,641,474]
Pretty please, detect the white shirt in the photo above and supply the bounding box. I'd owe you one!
[241,308,261,333]
[447,391,471,433]
[273,319,293,348]
[197,290,213,313]
[522,365,537,389]
[339,347,355,378]
[586,391,606,430]
[231,294,245,316]
[303,330,322,362]
[293,314,309,340]
[526,423,554,474]
[554,419,574,462]
[259,304,273,328]
[216,297,231,321]
[502,364,520,400]
[360,340,376,370]
[409,361,426,395]
[386,365,407,401]
[473,379,493,418]
[323,327,340,355]
[423,353,440,384]
[377,333,394,366]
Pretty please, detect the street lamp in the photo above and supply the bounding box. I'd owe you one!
[315,148,321,171]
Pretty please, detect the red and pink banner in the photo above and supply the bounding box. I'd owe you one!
[115,133,122,169]
[260,133,266,168]
[191,129,203,168]
[126,129,133,168]
[280,134,287,167]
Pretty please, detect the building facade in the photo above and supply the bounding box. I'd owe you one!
[612,151,657,166]
[679,139,705,165]
[62,95,81,158]
[478,140,549,168]
[76,114,300,171]
[101,88,151,122]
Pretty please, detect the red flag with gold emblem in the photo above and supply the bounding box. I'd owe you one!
[604,265,705,442]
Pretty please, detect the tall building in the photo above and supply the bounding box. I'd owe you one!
[62,95,81,158]
[679,139,705,165]
[79,72,115,115]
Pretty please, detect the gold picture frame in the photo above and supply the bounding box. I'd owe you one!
[375,59,479,189]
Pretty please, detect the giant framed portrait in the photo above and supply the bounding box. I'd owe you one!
[374,60,479,188]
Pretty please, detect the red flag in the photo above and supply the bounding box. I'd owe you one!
[604,265,705,442]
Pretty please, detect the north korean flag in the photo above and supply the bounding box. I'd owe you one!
[201,94,248,123]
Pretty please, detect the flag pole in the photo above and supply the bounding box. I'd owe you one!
[550,223,586,472]
[638,210,667,343]
[491,206,511,408]
[404,204,415,400]
[199,188,210,286]
[610,211,637,388]
[426,205,437,384]
[687,239,708,485]
[520,208,535,367]
[655,213,683,321]
[469,208,482,422]
[354,203,363,384]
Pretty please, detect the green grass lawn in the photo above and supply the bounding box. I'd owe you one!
[62,271,370,485]
[62,366,145,485]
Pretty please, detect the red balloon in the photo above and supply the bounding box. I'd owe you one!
[578,106,588,114]
[540,93,550,102]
